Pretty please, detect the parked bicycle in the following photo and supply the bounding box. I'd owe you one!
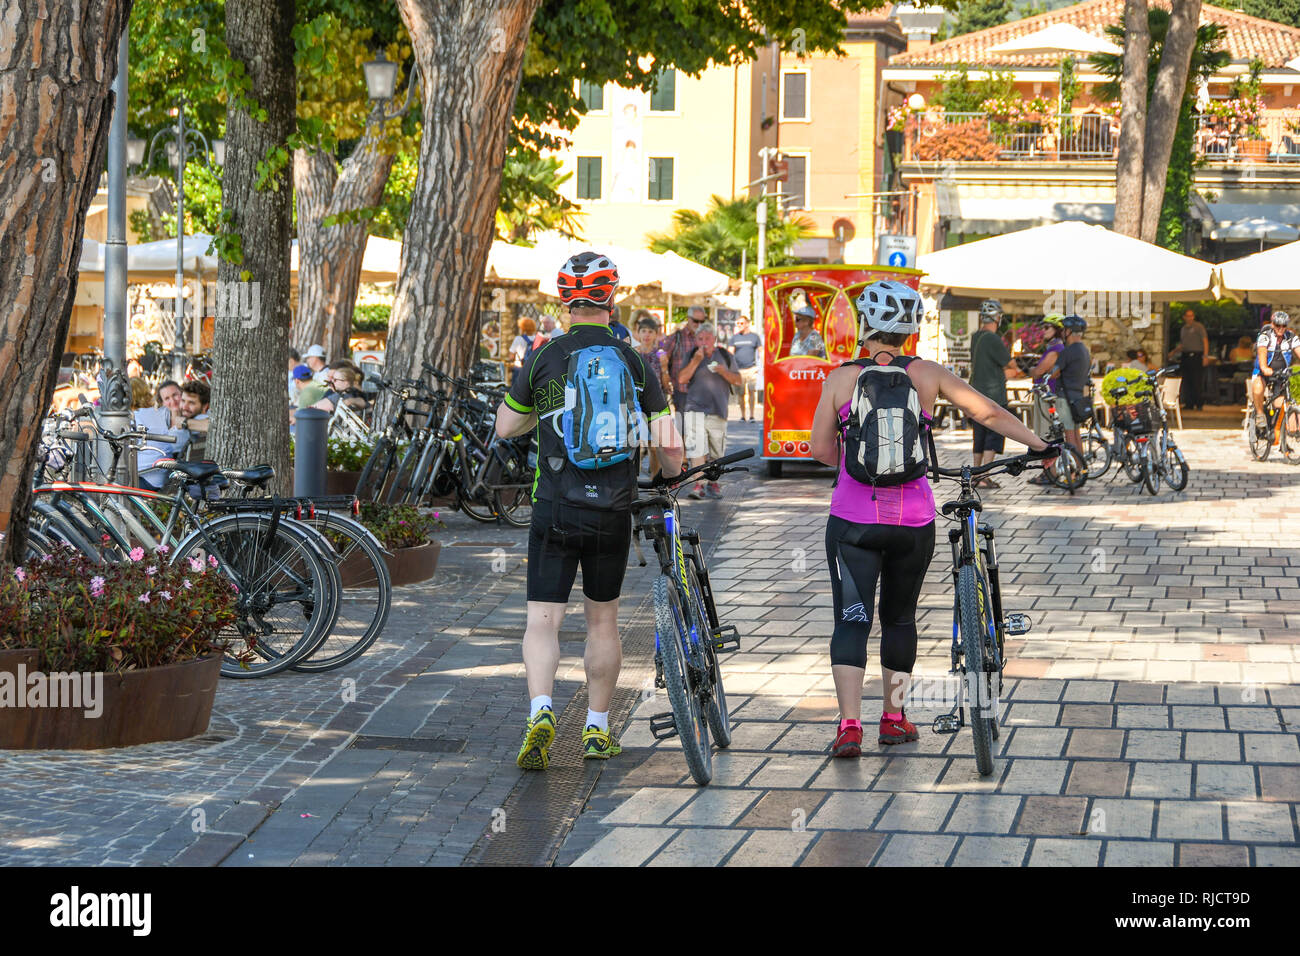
[1027,382,1086,493]
[930,447,1053,776]
[633,449,752,786]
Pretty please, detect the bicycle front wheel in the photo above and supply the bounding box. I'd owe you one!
[1120,435,1144,481]
[356,437,397,501]
[652,575,711,785]
[1140,443,1160,495]
[685,563,730,748]
[1046,445,1086,493]
[1246,411,1271,462]
[171,514,335,678]
[957,563,996,777]
[386,438,426,505]
[292,512,392,672]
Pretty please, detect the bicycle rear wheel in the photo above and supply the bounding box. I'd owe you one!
[171,513,335,678]
[1120,436,1143,481]
[292,512,392,672]
[1140,443,1160,495]
[957,563,996,776]
[1162,442,1190,491]
[1046,445,1086,493]
[492,439,534,528]
[1080,429,1111,479]
[652,575,711,785]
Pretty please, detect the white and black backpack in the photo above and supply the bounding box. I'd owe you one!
[840,354,928,487]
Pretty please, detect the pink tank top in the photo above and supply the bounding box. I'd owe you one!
[830,402,936,527]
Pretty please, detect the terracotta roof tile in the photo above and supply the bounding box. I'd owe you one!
[890,0,1300,68]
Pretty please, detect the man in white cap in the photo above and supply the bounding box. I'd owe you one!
[305,344,329,383]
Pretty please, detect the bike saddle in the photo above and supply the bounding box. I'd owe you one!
[221,464,275,486]
[153,459,222,482]
[941,496,982,516]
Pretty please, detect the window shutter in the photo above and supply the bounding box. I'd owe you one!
[579,80,604,111]
[648,157,674,201]
[783,73,807,119]
[785,156,806,209]
[650,68,676,112]
[577,157,601,200]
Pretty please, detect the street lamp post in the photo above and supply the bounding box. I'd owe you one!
[130,98,216,382]
[100,28,131,484]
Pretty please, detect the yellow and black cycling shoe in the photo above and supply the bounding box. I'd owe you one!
[516,706,556,770]
[581,724,622,760]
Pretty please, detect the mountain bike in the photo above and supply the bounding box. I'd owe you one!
[930,447,1053,776]
[1027,382,1086,493]
[355,378,433,501]
[1246,367,1300,464]
[632,449,753,786]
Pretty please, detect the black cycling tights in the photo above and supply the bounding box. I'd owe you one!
[825,516,936,671]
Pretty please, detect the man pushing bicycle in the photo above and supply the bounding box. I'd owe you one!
[495,252,684,770]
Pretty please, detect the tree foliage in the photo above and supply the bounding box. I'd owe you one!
[933,66,1018,113]
[947,0,1014,39]
[496,151,584,244]
[647,195,814,280]
[1091,12,1228,250]
[1236,0,1300,29]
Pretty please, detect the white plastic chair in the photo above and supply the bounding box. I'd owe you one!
[1159,376,1183,430]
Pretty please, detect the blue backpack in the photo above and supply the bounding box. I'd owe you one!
[560,344,648,469]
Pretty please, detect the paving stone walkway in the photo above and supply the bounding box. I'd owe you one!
[554,423,1300,866]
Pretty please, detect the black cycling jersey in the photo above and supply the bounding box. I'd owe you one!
[505,321,671,512]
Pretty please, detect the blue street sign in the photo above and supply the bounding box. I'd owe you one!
[888,251,906,267]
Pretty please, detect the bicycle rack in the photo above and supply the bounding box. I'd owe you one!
[648,712,679,740]
[712,624,741,654]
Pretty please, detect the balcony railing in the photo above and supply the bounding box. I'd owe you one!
[905,110,1300,163]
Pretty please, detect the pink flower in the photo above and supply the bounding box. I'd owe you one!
[157,544,170,555]
[145,565,157,577]
[208,555,218,568]
[13,567,25,582]
[189,557,204,573]
[137,592,150,604]
[90,576,105,597]
[129,547,145,562]
[160,590,172,601]
[182,579,193,590]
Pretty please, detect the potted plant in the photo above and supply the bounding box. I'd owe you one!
[347,502,446,586]
[289,435,378,495]
[0,547,241,749]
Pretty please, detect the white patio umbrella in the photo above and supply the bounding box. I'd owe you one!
[1218,239,1300,296]
[290,235,402,283]
[988,23,1121,56]
[1210,218,1300,243]
[916,221,1213,300]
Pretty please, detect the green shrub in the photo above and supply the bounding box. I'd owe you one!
[353,304,391,332]
[356,502,445,550]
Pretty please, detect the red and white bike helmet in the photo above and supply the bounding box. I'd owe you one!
[557,252,619,309]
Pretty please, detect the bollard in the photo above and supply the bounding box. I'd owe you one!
[294,408,330,498]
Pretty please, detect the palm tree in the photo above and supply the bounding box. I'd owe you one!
[496,150,585,245]
[647,194,814,278]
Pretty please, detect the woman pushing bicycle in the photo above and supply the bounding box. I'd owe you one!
[809,280,1054,757]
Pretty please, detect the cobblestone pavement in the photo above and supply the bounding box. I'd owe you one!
[3,418,1297,866]
[553,423,1300,866]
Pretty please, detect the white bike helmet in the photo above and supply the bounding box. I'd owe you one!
[854,280,923,338]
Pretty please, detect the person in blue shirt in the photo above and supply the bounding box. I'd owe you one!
[608,304,631,342]
[133,379,191,489]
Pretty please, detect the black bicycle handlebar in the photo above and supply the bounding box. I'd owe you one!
[637,448,755,491]
[932,446,1055,480]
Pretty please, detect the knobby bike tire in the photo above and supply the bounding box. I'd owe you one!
[356,437,398,501]
[1080,429,1111,480]
[292,512,392,673]
[1246,410,1271,462]
[686,562,730,748]
[652,575,712,785]
[957,563,996,777]
[170,513,335,678]
[1283,404,1300,466]
[1163,443,1190,491]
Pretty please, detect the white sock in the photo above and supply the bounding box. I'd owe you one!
[586,709,609,731]
[530,695,553,717]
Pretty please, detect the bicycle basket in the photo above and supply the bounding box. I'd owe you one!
[1116,402,1156,435]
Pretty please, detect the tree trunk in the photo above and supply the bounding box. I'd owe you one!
[384,0,540,402]
[1140,0,1202,244]
[1113,0,1150,238]
[209,0,295,492]
[292,117,396,359]
[0,0,133,561]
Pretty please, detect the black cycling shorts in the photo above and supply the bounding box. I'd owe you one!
[527,503,632,604]
[970,416,1006,455]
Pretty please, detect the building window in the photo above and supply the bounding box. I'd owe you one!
[648,157,674,201]
[784,155,807,209]
[576,156,602,200]
[781,71,808,120]
[578,80,604,112]
[649,68,676,112]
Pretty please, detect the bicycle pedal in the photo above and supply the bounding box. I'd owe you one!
[1003,613,1032,636]
[932,713,962,735]
[712,624,741,653]
[648,711,678,740]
